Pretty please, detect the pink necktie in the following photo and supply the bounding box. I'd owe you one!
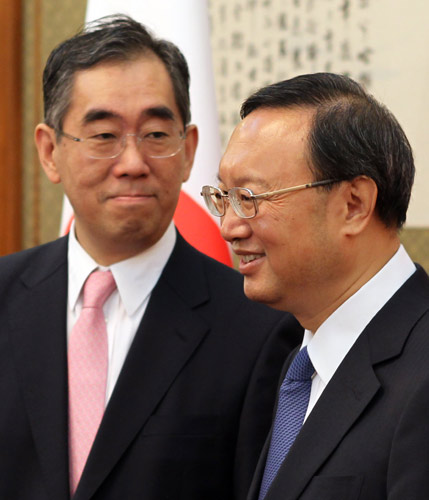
[68,270,116,495]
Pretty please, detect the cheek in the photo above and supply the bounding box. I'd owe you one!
[252,207,289,248]
[159,165,187,193]
[60,167,109,213]
[256,225,281,254]
[55,150,103,186]
[62,174,98,201]
[256,219,312,274]
[179,156,192,182]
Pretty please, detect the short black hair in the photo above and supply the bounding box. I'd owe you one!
[43,14,191,132]
[241,73,415,229]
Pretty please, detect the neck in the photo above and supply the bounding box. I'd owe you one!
[73,226,154,266]
[298,231,401,333]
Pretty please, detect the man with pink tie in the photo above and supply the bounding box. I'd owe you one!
[0,15,301,500]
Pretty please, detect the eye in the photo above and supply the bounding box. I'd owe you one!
[89,132,118,141]
[239,192,252,202]
[144,130,170,138]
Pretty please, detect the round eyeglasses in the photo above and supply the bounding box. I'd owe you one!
[58,126,186,160]
[201,179,339,219]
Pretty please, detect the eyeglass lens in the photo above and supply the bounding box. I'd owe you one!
[202,186,224,216]
[202,186,256,218]
[230,188,255,218]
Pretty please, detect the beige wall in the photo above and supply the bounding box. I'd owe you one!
[22,0,87,248]
[208,0,429,270]
[22,0,429,270]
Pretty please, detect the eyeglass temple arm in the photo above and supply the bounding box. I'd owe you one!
[252,179,338,200]
[59,131,82,143]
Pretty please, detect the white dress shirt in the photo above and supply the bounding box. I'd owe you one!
[302,244,416,421]
[67,221,176,404]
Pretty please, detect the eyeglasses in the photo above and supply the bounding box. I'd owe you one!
[201,179,339,219]
[57,125,186,160]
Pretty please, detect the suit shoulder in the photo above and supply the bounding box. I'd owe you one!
[0,238,68,284]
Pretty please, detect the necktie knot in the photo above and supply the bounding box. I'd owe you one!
[82,270,116,309]
[285,346,314,382]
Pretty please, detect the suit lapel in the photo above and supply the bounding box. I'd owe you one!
[75,235,211,500]
[247,344,378,500]
[7,238,70,500]
[251,267,429,500]
[265,335,379,500]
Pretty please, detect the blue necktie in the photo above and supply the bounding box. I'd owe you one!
[258,346,315,500]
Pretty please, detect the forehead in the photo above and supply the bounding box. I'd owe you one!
[64,55,180,127]
[219,106,314,187]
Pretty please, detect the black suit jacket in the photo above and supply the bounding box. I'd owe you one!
[0,232,302,500]
[248,265,429,500]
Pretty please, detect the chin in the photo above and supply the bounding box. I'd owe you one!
[243,282,282,310]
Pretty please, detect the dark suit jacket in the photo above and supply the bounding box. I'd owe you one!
[0,232,301,500]
[248,265,429,500]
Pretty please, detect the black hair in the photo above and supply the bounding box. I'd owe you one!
[241,73,414,228]
[43,14,191,132]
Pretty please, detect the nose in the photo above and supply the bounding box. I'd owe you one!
[112,134,150,177]
[220,202,252,243]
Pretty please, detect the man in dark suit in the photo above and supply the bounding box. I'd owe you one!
[0,16,302,500]
[205,73,429,499]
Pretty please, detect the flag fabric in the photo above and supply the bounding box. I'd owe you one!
[59,0,232,266]
[59,195,74,236]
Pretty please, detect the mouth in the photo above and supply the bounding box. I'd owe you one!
[234,252,265,274]
[231,242,265,272]
[107,193,155,202]
[114,194,151,198]
[241,254,263,264]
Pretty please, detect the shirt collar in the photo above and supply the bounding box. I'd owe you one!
[304,245,416,385]
[68,221,176,316]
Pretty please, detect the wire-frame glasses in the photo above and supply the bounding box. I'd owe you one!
[201,179,339,219]
[58,124,186,160]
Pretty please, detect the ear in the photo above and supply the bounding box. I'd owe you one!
[341,175,378,236]
[34,123,62,184]
[181,124,198,182]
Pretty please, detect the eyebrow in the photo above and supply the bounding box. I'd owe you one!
[81,105,176,127]
[82,109,120,125]
[217,173,270,190]
[144,106,175,121]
